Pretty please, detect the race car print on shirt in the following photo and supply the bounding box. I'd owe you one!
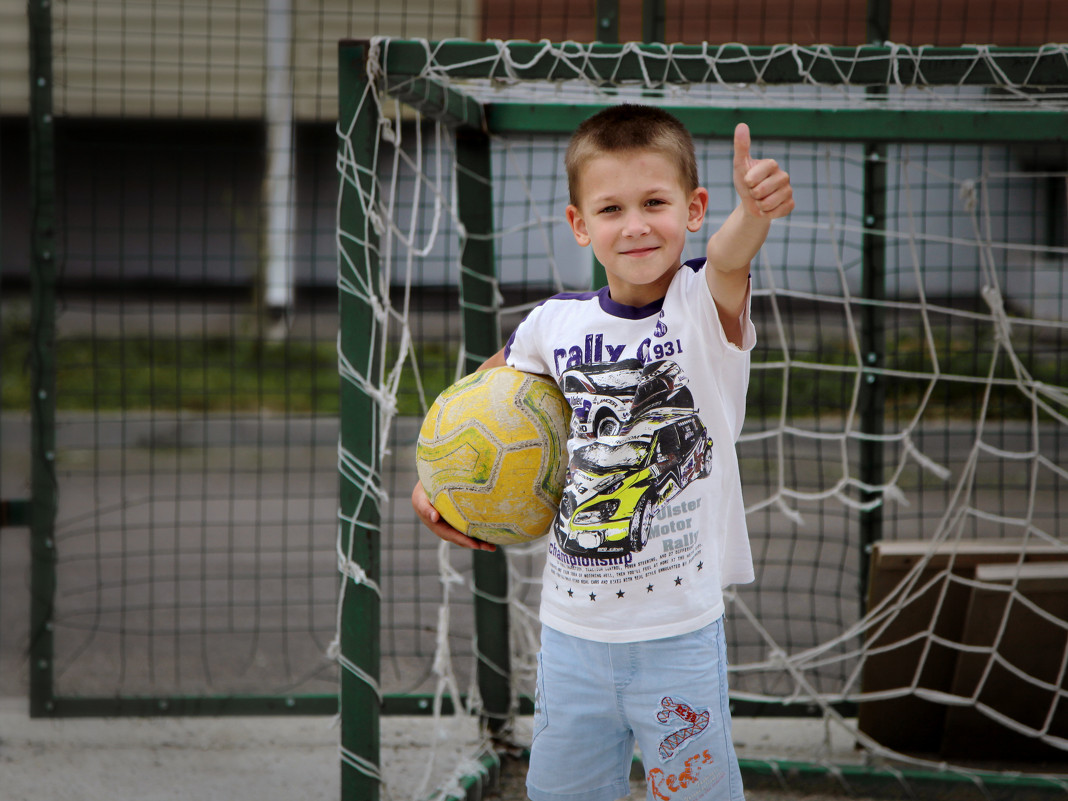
[554,359,713,558]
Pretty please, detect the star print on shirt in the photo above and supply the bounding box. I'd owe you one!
[589,592,597,601]
[567,588,573,597]
[646,584,654,593]
[697,562,703,571]
[674,576,683,586]
[616,589,625,599]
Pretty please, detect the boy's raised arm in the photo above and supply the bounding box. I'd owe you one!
[705,123,794,345]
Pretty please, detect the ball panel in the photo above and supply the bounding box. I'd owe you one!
[429,491,470,535]
[492,444,546,496]
[416,425,499,490]
[517,378,570,500]
[438,370,542,445]
[461,488,559,544]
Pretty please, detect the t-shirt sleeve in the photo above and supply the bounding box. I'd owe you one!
[735,278,757,352]
[503,308,551,376]
[689,263,756,356]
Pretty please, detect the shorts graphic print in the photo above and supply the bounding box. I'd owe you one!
[656,696,710,760]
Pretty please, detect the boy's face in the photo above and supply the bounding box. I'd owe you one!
[566,149,708,308]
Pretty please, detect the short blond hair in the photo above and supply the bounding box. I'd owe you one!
[565,104,699,206]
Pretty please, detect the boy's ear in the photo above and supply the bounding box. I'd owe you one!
[566,204,591,247]
[687,187,710,232]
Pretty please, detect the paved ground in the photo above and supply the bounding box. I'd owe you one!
[0,696,888,801]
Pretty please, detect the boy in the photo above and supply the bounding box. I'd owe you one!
[413,104,793,801]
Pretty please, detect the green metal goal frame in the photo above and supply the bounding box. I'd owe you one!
[337,38,1068,801]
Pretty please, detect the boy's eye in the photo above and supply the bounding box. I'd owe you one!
[645,199,665,207]
[599,205,620,214]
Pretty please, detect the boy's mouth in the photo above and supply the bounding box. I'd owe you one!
[620,246,659,257]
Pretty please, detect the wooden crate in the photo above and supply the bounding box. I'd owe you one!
[858,540,1068,754]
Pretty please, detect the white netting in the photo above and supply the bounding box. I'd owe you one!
[336,38,1068,798]
[377,38,1068,112]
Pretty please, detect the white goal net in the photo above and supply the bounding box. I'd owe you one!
[336,38,1068,799]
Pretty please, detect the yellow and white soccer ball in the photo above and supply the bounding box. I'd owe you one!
[416,366,570,545]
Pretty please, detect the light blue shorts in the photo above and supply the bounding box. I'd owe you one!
[526,617,743,801]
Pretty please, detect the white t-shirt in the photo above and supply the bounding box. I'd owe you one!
[504,259,756,643]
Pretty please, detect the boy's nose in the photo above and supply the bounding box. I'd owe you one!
[622,211,649,237]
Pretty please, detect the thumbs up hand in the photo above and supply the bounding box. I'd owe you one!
[733,123,794,220]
